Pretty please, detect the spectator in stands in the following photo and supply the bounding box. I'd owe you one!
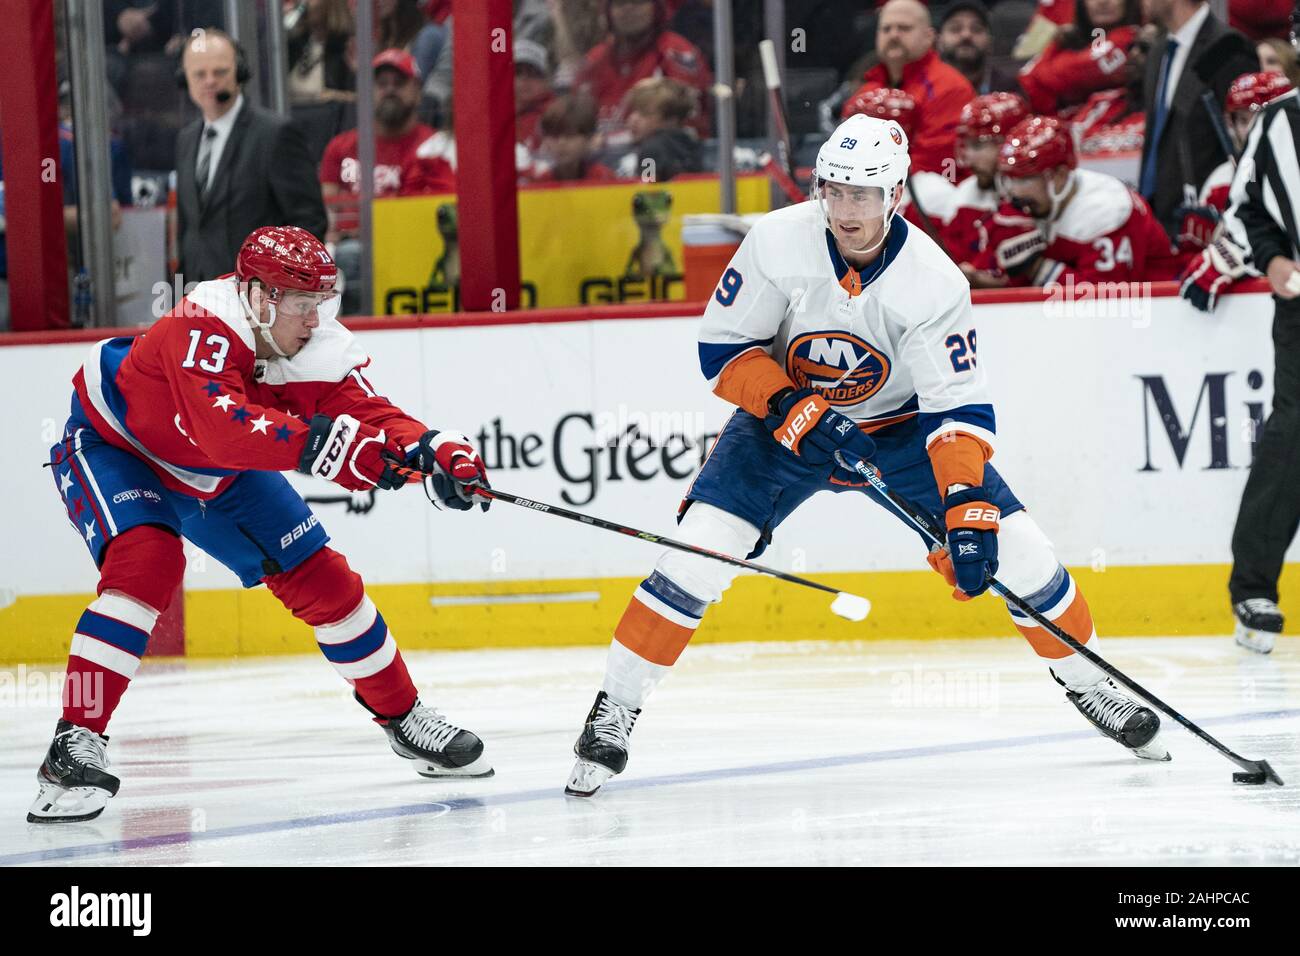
[1257,35,1300,85]
[612,76,703,181]
[175,28,327,284]
[378,0,428,51]
[516,39,556,159]
[320,49,454,205]
[937,1,1021,96]
[552,0,608,89]
[522,93,619,183]
[1017,0,1140,116]
[286,0,357,104]
[576,0,713,144]
[320,49,456,311]
[422,0,555,128]
[841,0,975,176]
[57,79,134,241]
[979,115,1188,285]
[1014,0,1078,61]
[1139,0,1259,239]
[1071,22,1154,156]
[104,1,178,95]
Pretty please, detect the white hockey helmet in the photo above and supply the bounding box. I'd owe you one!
[814,113,910,191]
[813,113,911,255]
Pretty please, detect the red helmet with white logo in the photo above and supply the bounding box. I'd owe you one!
[1225,71,1293,114]
[842,87,917,137]
[997,115,1077,178]
[236,226,337,297]
[957,92,1029,143]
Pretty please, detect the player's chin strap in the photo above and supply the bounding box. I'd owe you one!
[238,286,289,358]
[1046,169,1077,225]
[822,180,905,258]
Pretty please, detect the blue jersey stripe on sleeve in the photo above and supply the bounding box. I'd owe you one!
[918,403,996,436]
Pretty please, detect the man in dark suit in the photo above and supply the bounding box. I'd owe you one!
[175,28,327,284]
[1139,0,1258,239]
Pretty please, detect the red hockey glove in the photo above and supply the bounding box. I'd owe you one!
[1173,202,1221,252]
[1179,236,1249,313]
[412,430,491,512]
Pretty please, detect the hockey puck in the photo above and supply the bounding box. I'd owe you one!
[1233,771,1267,785]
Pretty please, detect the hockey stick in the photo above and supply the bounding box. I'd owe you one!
[1201,90,1237,170]
[904,171,957,262]
[759,39,795,182]
[387,463,871,622]
[834,450,1285,787]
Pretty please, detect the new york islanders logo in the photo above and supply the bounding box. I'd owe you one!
[786,332,890,406]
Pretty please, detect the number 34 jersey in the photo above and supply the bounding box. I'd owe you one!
[699,200,996,457]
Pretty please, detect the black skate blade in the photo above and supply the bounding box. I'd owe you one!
[564,785,599,797]
[26,806,106,824]
[1233,760,1284,787]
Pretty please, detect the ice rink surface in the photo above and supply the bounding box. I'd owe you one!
[2,637,1297,866]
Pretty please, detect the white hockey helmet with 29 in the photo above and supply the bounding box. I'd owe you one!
[814,113,911,194]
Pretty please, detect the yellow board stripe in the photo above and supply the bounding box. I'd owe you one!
[2,564,1296,664]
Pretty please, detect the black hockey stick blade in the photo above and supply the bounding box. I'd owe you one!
[1232,759,1284,786]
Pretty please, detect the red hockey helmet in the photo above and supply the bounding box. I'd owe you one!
[1225,71,1293,114]
[957,92,1029,142]
[842,87,917,137]
[236,226,337,297]
[998,115,1077,178]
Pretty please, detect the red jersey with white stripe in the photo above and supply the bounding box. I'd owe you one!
[977,168,1184,283]
[72,276,426,500]
[940,175,1000,266]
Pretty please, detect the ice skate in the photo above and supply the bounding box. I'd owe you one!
[358,693,493,778]
[566,691,640,797]
[27,720,120,824]
[1056,674,1170,761]
[1233,599,1281,655]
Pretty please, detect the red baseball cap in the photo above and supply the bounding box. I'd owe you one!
[372,48,420,80]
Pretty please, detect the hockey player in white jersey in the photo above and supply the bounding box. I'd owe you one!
[565,114,1168,797]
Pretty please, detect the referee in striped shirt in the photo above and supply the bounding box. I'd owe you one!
[1221,55,1300,654]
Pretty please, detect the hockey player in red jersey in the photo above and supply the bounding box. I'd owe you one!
[978,115,1187,286]
[948,92,1030,285]
[29,227,493,823]
[1174,71,1293,258]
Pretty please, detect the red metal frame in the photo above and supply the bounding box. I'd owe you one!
[0,0,69,330]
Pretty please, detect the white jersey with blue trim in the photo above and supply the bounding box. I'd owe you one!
[699,200,995,448]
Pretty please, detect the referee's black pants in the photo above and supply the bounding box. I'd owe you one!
[1230,296,1300,605]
